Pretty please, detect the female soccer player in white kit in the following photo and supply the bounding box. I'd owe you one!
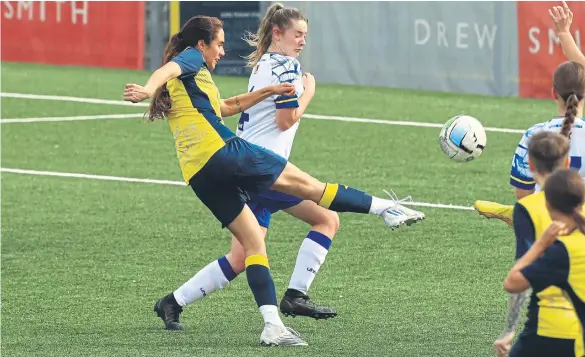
[236,2,424,319]
[236,4,340,319]
[234,4,340,319]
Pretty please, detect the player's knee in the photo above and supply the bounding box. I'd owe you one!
[312,211,340,239]
[323,211,340,237]
[241,239,267,260]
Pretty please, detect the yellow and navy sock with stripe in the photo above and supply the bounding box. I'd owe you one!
[318,183,373,213]
[245,254,284,327]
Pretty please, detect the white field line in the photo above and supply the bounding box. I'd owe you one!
[1,92,149,107]
[0,92,525,134]
[0,168,185,186]
[0,113,144,123]
[0,168,475,211]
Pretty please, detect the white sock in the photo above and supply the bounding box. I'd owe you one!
[173,256,237,307]
[259,305,284,327]
[288,231,331,295]
[369,196,396,215]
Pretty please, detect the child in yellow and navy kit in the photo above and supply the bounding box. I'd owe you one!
[505,168,585,357]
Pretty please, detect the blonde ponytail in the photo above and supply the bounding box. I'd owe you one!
[243,3,307,67]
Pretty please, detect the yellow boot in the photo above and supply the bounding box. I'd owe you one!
[473,200,514,228]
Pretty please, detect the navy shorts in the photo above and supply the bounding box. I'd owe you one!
[247,189,303,228]
[188,137,288,228]
[510,331,576,357]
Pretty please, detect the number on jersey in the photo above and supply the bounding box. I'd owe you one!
[238,112,249,131]
[237,86,254,131]
[571,156,582,170]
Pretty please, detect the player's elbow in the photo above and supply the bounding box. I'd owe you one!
[503,278,516,293]
[276,120,294,131]
[219,101,231,117]
[503,273,526,293]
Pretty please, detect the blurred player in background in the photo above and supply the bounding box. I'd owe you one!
[475,6,585,351]
[475,1,585,226]
[124,12,425,346]
[493,131,581,357]
[504,167,585,357]
[508,60,583,199]
[485,59,584,357]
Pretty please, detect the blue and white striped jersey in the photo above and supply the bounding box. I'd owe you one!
[236,53,304,160]
[510,117,585,192]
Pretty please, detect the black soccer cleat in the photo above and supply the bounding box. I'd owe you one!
[279,289,337,320]
[154,293,185,331]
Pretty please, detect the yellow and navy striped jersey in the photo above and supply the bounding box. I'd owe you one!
[510,117,585,192]
[521,228,585,353]
[514,192,581,340]
[166,47,235,182]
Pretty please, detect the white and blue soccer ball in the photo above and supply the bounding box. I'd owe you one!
[439,115,487,162]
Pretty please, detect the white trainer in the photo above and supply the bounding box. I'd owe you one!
[260,322,308,347]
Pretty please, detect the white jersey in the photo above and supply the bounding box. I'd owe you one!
[236,53,304,160]
[510,117,585,192]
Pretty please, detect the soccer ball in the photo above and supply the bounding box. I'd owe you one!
[439,115,487,162]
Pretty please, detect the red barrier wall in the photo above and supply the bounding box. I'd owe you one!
[1,1,145,69]
[517,1,585,99]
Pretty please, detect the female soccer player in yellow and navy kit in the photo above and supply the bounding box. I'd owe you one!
[505,168,585,357]
[123,15,424,346]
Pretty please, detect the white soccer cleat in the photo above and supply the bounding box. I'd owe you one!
[381,189,425,228]
[381,208,411,230]
[260,322,308,347]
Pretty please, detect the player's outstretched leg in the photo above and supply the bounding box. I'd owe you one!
[280,201,338,319]
[473,200,514,228]
[271,162,425,230]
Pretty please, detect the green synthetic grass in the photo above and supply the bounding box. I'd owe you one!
[1,61,551,356]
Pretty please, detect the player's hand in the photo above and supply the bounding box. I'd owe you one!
[493,331,514,357]
[549,1,573,35]
[539,220,566,248]
[302,72,316,94]
[124,84,153,103]
[270,82,296,97]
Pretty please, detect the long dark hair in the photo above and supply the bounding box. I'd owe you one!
[148,16,224,121]
[545,169,585,234]
[553,61,585,138]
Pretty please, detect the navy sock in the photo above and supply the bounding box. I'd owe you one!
[318,183,372,213]
[245,254,277,307]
